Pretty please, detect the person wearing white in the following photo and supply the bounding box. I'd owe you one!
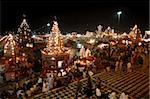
[37,77,42,84]
[48,75,53,89]
[26,90,31,97]
[16,90,23,97]
[106,66,110,72]
[46,72,51,78]
[58,72,61,77]
[62,70,67,76]
[127,62,132,72]
[125,95,129,99]
[83,71,86,78]
[96,88,101,98]
[109,92,117,99]
[85,48,91,58]
[119,92,127,99]
[79,46,85,58]
[88,70,94,77]
[42,80,49,93]
[115,61,119,72]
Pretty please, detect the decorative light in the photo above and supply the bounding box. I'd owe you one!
[138,42,142,46]
[77,34,81,37]
[58,61,63,68]
[26,43,29,47]
[51,57,55,60]
[47,23,50,27]
[42,21,70,55]
[32,35,36,38]
[4,34,16,57]
[29,44,33,48]
[77,43,82,49]
[9,58,12,61]
[117,11,122,15]
[22,53,25,56]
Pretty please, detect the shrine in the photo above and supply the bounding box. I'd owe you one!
[3,33,17,81]
[41,21,70,73]
[17,16,33,53]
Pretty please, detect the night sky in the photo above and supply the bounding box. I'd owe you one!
[1,0,149,35]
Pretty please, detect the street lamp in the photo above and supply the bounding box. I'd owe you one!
[117,11,122,32]
[47,23,50,27]
[47,23,51,33]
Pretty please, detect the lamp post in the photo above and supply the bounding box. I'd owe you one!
[47,23,50,27]
[47,23,50,33]
[117,11,122,32]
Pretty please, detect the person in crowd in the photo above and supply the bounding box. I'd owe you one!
[56,78,61,88]
[26,89,31,97]
[115,60,119,72]
[27,79,32,90]
[109,92,117,99]
[75,78,82,99]
[16,81,20,90]
[86,74,93,97]
[18,94,23,99]
[119,92,127,99]
[95,87,101,99]
[62,70,67,76]
[1,91,7,99]
[30,86,34,96]
[106,66,110,72]
[127,61,132,73]
[88,69,94,77]
[42,80,49,93]
[110,62,115,72]
[82,69,87,78]
[16,88,24,98]
[48,75,53,89]
[23,83,27,92]
[58,71,62,77]
[37,76,43,88]
[33,84,37,92]
[119,60,123,72]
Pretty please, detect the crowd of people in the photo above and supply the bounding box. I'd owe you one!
[0,60,97,99]
[0,39,148,99]
[94,42,148,73]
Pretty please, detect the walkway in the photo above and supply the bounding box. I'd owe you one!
[34,70,149,99]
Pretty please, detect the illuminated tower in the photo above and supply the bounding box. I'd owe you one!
[43,21,65,55]
[4,33,16,59]
[41,21,70,71]
[17,16,33,48]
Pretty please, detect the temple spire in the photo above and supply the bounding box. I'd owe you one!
[17,15,33,49]
[42,20,67,55]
